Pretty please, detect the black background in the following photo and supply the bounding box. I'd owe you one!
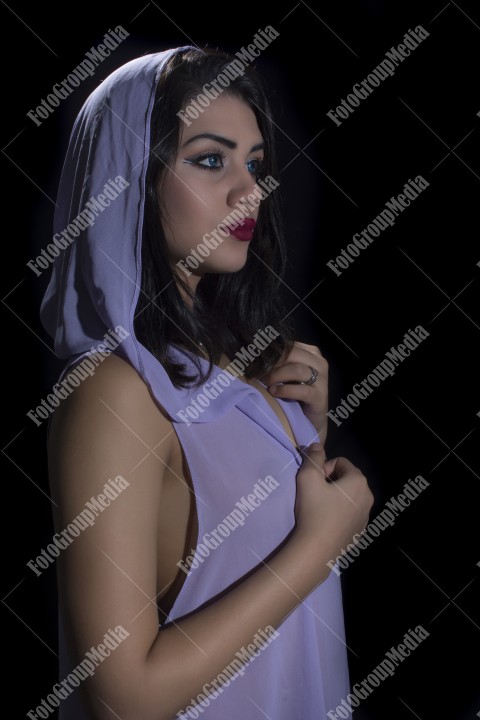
[2,1,479,718]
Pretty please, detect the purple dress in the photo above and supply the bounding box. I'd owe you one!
[165,354,351,719]
[40,48,350,719]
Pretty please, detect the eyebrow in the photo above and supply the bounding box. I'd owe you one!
[181,132,264,152]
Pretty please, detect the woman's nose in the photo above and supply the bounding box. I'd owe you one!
[226,166,258,209]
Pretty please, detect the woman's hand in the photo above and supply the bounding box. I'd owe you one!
[292,445,374,571]
[259,341,329,446]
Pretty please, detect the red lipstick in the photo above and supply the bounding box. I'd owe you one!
[226,218,256,242]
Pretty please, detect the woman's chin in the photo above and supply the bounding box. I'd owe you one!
[213,259,249,274]
[204,252,250,275]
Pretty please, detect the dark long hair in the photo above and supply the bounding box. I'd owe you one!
[134,47,296,389]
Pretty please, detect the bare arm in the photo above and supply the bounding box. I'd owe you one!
[49,353,372,720]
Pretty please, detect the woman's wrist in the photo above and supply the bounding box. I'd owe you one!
[282,528,335,588]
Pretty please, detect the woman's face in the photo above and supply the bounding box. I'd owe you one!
[158,93,265,290]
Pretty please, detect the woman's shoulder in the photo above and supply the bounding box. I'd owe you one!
[60,350,151,405]
[48,351,173,447]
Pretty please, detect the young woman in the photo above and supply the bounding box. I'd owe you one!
[42,46,374,719]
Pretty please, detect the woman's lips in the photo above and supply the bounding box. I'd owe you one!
[225,218,256,242]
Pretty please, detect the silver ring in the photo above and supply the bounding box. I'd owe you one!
[302,366,318,386]
[285,366,318,386]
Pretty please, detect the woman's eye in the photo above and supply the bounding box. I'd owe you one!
[197,154,224,169]
[185,152,265,176]
[247,158,264,175]
[185,152,225,171]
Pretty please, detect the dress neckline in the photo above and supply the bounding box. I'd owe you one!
[193,348,303,457]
